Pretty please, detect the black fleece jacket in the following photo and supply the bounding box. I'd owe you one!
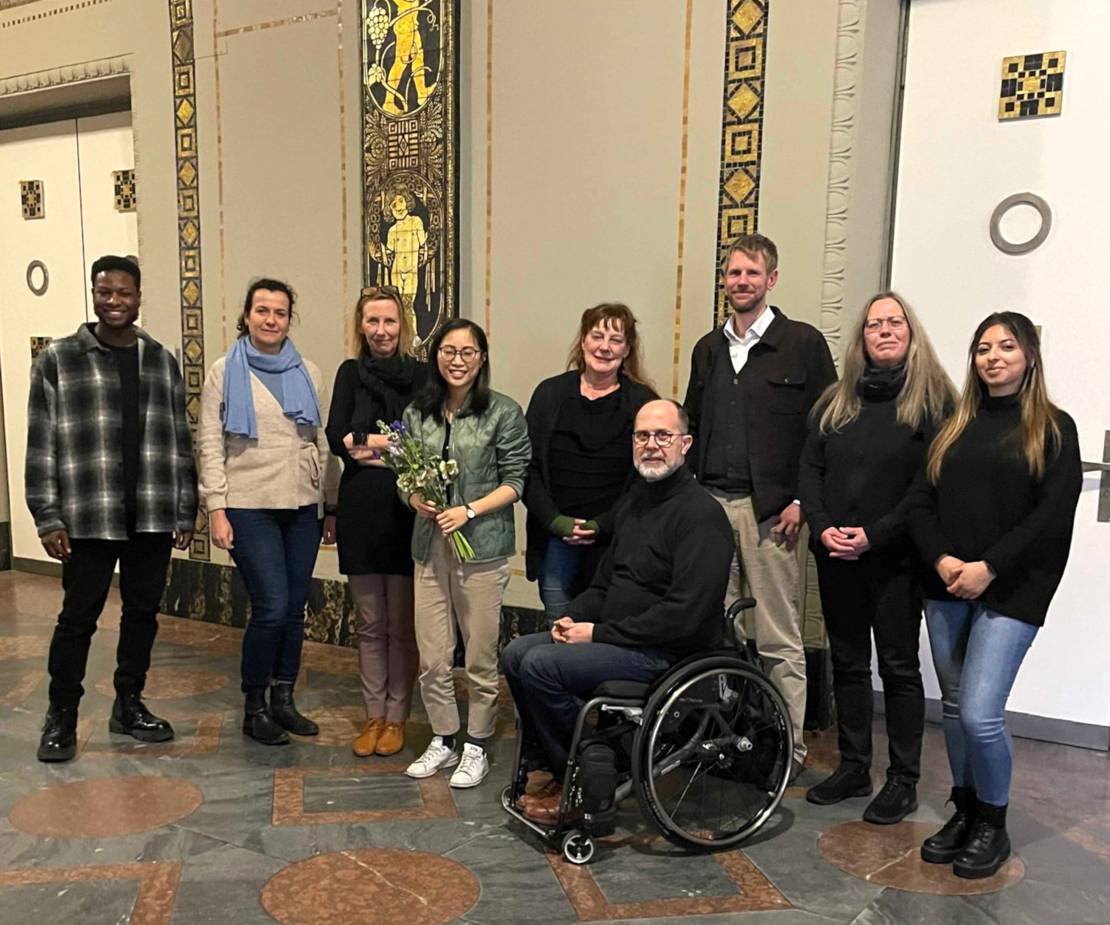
[907,395,1082,626]
[563,465,734,659]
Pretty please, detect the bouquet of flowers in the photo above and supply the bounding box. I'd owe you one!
[377,419,475,561]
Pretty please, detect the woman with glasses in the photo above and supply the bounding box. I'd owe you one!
[325,287,426,759]
[523,303,656,622]
[799,292,954,823]
[401,318,530,788]
[909,311,1080,878]
[198,278,334,745]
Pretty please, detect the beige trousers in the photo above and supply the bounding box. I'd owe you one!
[710,491,808,761]
[413,533,511,740]
[348,573,418,723]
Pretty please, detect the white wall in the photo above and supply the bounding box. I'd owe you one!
[892,0,1109,730]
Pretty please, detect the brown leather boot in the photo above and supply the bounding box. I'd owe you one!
[374,721,405,756]
[352,717,385,757]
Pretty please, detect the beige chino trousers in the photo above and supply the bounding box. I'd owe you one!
[709,490,808,761]
[413,533,511,740]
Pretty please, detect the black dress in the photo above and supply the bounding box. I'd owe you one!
[325,356,426,576]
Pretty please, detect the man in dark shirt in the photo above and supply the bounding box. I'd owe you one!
[684,233,837,774]
[26,255,198,762]
[501,399,733,820]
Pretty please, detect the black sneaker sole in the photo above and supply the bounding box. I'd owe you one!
[863,798,918,825]
[109,719,175,743]
[805,783,873,805]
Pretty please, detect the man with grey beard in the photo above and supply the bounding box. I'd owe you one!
[501,400,733,821]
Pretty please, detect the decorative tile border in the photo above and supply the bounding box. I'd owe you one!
[715,0,770,325]
[272,764,457,826]
[0,0,112,29]
[168,0,209,561]
[0,862,182,925]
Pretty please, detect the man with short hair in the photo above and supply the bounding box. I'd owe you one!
[27,255,198,762]
[684,233,837,775]
[501,399,733,821]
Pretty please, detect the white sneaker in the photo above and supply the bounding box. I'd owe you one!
[449,742,490,789]
[405,736,459,778]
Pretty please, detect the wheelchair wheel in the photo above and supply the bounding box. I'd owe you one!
[632,657,792,850]
[562,831,595,865]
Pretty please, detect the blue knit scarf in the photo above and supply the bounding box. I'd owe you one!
[221,337,321,439]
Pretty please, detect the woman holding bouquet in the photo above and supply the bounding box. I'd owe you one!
[198,278,334,746]
[325,287,426,758]
[401,318,530,788]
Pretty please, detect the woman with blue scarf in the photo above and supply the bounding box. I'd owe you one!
[198,278,335,745]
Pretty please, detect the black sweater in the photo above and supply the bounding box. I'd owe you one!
[907,395,1082,626]
[564,466,734,659]
[799,390,940,557]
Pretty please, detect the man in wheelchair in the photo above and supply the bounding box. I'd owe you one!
[502,399,734,823]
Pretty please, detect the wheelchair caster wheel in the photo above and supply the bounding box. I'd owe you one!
[562,832,595,865]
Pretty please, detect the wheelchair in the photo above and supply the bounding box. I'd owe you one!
[500,598,793,864]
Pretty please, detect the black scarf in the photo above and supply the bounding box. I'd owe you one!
[857,362,906,402]
[353,352,421,429]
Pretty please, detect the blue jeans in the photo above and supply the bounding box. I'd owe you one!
[227,505,322,692]
[538,538,587,622]
[925,600,1038,806]
[501,631,671,780]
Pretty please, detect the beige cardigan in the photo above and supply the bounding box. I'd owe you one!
[197,355,336,512]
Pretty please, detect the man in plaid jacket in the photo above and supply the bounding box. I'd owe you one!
[26,255,198,762]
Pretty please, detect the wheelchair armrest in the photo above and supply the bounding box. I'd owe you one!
[726,597,757,620]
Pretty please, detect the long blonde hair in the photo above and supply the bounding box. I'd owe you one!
[814,292,954,434]
[565,302,656,391]
[348,286,416,359]
[927,311,1060,483]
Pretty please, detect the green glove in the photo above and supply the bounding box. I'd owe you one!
[549,515,576,537]
[581,519,599,535]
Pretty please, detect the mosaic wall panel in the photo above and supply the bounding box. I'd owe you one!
[999,51,1065,121]
[715,0,769,324]
[113,168,136,211]
[168,0,209,561]
[29,336,52,361]
[19,179,43,219]
[362,0,458,347]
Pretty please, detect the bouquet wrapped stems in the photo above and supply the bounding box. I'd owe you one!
[377,419,476,562]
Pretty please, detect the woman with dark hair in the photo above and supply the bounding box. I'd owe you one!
[325,287,426,758]
[523,303,656,621]
[799,292,954,823]
[910,311,1080,878]
[198,278,334,745]
[401,318,530,789]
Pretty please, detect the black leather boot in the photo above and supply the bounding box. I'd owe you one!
[109,692,175,743]
[243,688,290,746]
[37,704,78,762]
[921,786,977,863]
[806,764,873,805]
[954,801,1011,879]
[269,681,319,736]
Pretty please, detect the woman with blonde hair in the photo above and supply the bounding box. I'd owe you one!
[909,311,1080,878]
[799,292,954,823]
[522,303,657,620]
[325,286,426,758]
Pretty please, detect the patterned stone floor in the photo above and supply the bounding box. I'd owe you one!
[0,571,1107,924]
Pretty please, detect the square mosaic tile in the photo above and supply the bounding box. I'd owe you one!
[113,168,137,211]
[19,179,43,219]
[999,51,1065,120]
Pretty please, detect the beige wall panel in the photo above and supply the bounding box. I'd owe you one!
[76,112,138,284]
[214,0,336,35]
[758,0,839,327]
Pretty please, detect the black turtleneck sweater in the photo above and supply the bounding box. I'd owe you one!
[907,394,1082,626]
[563,465,734,658]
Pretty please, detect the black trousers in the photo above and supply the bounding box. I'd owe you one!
[815,549,925,782]
[47,532,173,709]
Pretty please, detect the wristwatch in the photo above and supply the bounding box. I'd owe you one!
[465,505,477,520]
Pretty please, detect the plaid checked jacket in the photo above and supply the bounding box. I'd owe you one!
[26,323,199,540]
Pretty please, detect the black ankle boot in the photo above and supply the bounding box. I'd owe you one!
[37,704,78,762]
[921,786,978,863]
[954,801,1010,879]
[805,764,872,805]
[269,682,319,736]
[243,688,290,746]
[109,692,175,743]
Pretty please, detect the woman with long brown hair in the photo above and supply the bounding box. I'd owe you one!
[799,292,954,824]
[325,286,425,758]
[522,303,657,620]
[909,311,1081,879]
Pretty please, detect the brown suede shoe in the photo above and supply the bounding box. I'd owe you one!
[521,785,569,824]
[517,778,561,811]
[352,718,385,757]
[374,721,405,756]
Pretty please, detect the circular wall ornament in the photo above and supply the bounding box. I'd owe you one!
[26,260,49,296]
[990,193,1052,255]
